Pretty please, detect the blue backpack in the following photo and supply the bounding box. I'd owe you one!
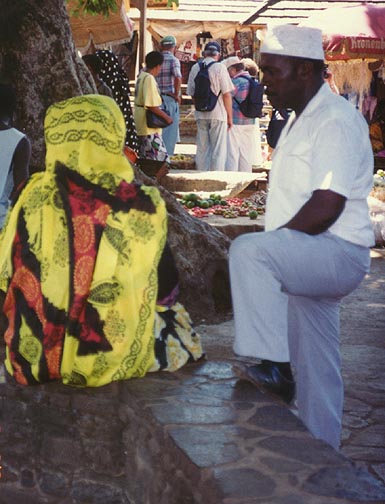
[193,61,220,112]
[234,75,264,118]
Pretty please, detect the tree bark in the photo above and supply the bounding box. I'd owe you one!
[0,1,232,322]
[134,169,232,324]
[0,0,94,173]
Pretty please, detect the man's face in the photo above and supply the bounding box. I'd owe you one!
[260,53,301,110]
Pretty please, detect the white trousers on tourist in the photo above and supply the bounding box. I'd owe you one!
[195,118,227,171]
[251,119,263,167]
[229,229,370,449]
[226,124,255,172]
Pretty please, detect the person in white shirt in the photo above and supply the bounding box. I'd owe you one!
[230,24,374,450]
[0,83,31,228]
[187,41,234,171]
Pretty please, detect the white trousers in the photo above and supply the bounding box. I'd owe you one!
[226,122,263,172]
[229,229,370,449]
[195,118,227,171]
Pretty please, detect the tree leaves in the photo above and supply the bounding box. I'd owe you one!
[70,0,118,18]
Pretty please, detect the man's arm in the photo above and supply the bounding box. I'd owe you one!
[12,136,31,197]
[222,91,233,129]
[283,189,346,235]
[173,76,182,103]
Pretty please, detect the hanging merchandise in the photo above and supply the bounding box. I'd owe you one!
[175,39,197,62]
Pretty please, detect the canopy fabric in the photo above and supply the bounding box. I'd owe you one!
[144,20,252,44]
[302,4,385,61]
[68,0,134,50]
[128,3,256,45]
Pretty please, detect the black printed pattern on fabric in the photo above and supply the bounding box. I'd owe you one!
[154,309,198,369]
[55,162,157,215]
[96,50,140,153]
[9,210,68,384]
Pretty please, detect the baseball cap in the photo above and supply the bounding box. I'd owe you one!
[204,41,221,54]
[223,56,241,69]
[261,24,324,61]
[160,35,177,46]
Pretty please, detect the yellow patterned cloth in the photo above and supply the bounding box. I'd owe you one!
[0,95,168,387]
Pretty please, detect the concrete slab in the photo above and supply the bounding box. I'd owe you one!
[162,170,267,198]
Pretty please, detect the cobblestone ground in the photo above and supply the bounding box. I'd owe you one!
[340,251,385,483]
[197,250,385,488]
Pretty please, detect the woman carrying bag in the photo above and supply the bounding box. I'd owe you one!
[134,51,173,164]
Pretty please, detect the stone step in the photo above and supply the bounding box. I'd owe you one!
[162,170,267,197]
[2,359,384,503]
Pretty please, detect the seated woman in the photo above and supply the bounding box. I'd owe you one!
[0,95,203,387]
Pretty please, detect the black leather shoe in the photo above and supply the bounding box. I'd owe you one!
[233,360,295,404]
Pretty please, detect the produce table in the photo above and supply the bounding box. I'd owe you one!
[177,190,266,240]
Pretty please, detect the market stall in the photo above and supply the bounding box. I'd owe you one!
[67,0,134,52]
[302,4,385,107]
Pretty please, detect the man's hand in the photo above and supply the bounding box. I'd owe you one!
[222,91,233,130]
[170,93,181,103]
[283,189,346,235]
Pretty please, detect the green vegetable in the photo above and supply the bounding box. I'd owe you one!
[185,193,199,202]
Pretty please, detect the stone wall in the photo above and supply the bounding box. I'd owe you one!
[0,375,220,504]
[2,358,385,504]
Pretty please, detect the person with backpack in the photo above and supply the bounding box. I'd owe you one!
[241,58,264,166]
[186,41,234,171]
[223,56,264,171]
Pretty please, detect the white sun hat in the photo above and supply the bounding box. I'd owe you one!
[261,24,324,60]
[223,56,242,69]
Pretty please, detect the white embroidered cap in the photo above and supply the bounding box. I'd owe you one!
[261,24,324,60]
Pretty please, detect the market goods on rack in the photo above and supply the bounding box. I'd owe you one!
[178,192,266,219]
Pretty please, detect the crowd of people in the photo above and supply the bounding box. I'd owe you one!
[0,24,376,454]
[83,37,268,174]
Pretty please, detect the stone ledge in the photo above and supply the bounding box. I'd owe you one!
[1,359,385,503]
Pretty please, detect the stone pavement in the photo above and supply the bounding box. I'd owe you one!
[192,249,385,501]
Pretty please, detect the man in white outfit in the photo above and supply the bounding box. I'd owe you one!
[187,41,234,171]
[230,25,374,450]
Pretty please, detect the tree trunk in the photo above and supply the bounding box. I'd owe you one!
[0,0,94,173]
[0,1,232,322]
[134,169,232,324]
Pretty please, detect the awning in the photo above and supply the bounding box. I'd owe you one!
[128,3,258,44]
[68,0,134,50]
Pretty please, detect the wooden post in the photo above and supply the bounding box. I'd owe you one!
[131,0,146,70]
[139,1,147,68]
